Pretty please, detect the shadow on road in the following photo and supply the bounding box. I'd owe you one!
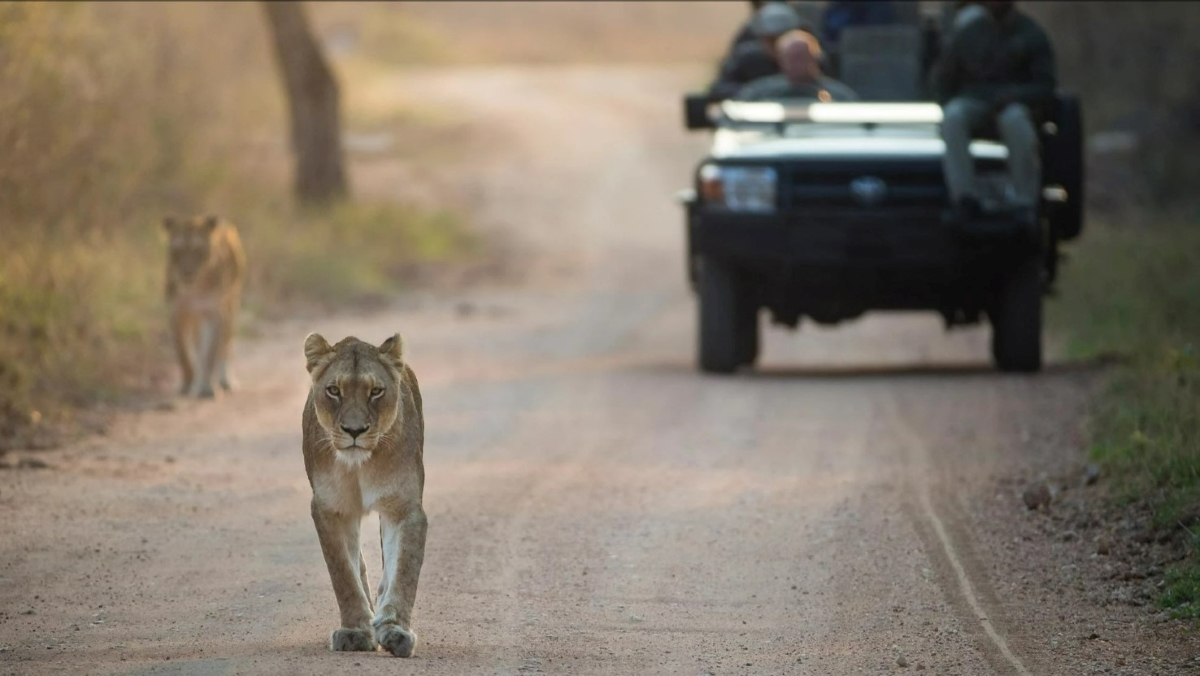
[635,355,1121,382]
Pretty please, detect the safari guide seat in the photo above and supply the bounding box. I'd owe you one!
[836,24,925,102]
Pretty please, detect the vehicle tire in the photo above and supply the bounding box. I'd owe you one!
[989,255,1044,373]
[698,257,740,374]
[735,302,759,368]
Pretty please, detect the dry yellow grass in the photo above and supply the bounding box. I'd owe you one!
[0,1,475,446]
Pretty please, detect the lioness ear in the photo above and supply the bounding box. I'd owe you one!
[202,215,220,233]
[304,333,333,374]
[378,333,404,365]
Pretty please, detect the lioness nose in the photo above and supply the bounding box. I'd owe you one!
[341,423,370,439]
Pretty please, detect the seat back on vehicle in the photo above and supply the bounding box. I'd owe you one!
[837,25,924,101]
[792,1,824,33]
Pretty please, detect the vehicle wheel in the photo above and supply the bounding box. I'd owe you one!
[989,255,1044,373]
[698,257,740,374]
[736,302,759,368]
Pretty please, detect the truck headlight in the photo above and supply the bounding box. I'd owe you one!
[698,164,777,213]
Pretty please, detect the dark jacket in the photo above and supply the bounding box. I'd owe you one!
[821,0,897,49]
[709,39,781,99]
[932,7,1056,113]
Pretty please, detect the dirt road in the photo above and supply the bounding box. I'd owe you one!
[1,66,1196,676]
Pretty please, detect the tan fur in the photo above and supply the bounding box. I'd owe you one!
[301,332,426,657]
[163,214,245,399]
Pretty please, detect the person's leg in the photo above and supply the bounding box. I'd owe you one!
[996,102,1041,208]
[940,97,992,206]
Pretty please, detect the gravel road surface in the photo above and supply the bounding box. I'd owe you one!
[2,66,1196,676]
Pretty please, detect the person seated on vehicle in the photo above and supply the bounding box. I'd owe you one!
[707,2,813,100]
[933,1,1056,226]
[819,0,898,76]
[734,29,859,102]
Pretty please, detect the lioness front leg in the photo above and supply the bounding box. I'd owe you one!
[215,299,238,392]
[372,507,427,657]
[310,500,376,652]
[191,318,219,399]
[171,308,196,396]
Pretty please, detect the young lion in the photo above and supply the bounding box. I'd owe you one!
[302,332,427,657]
[163,215,245,398]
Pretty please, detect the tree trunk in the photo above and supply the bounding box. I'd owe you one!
[261,1,347,204]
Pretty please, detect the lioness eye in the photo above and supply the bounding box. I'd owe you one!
[326,385,341,398]
[370,387,384,399]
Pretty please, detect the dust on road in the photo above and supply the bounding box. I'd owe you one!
[1,66,1196,676]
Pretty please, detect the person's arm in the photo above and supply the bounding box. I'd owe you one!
[823,78,860,102]
[708,50,743,98]
[707,22,757,98]
[733,78,765,101]
[708,69,739,98]
[993,25,1057,107]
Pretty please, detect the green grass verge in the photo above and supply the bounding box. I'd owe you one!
[242,198,474,310]
[1048,219,1200,618]
[1162,559,1200,619]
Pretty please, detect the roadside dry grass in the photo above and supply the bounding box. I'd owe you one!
[1049,220,1200,617]
[0,2,474,449]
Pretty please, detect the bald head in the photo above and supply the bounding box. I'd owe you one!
[775,30,822,85]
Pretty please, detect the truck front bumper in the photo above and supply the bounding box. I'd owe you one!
[687,206,1040,319]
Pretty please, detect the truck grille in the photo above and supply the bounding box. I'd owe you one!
[779,159,1006,210]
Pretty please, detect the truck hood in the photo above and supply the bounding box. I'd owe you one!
[709,125,1009,162]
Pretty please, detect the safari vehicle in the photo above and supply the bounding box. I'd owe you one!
[678,89,1084,375]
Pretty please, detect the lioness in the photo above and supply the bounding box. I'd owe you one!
[163,215,245,398]
[302,332,427,657]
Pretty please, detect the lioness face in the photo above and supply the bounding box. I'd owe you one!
[304,333,405,465]
[163,215,219,283]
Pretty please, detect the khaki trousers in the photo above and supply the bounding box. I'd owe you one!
[941,97,1041,207]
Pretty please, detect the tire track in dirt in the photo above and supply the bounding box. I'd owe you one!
[888,394,1033,676]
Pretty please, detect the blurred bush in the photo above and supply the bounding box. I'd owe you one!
[1026,2,1200,213]
[0,2,468,445]
[0,2,269,439]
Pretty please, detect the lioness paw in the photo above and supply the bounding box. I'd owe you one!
[375,625,417,658]
[330,627,376,652]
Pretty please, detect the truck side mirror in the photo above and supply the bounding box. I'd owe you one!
[684,93,717,131]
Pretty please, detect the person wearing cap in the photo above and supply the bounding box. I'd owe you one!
[933,1,1056,226]
[733,30,859,102]
[751,2,809,54]
[706,2,812,100]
